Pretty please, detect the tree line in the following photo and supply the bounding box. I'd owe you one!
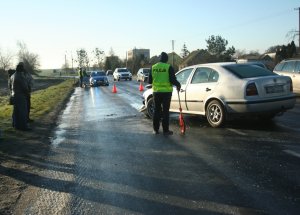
[1,35,298,76]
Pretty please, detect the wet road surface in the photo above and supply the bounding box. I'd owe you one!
[15,81,300,214]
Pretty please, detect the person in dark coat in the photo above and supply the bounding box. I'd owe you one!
[10,63,31,131]
[23,63,34,122]
[148,52,181,135]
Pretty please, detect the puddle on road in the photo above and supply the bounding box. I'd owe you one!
[50,88,144,147]
[50,89,80,147]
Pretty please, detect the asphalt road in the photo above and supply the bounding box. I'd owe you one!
[15,79,300,214]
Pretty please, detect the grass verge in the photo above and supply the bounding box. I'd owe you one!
[0,79,75,135]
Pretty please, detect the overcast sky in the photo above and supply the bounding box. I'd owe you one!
[0,0,299,69]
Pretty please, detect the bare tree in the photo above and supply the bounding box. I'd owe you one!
[76,49,90,70]
[109,47,115,56]
[17,41,40,74]
[92,48,105,69]
[0,48,14,71]
[286,29,299,44]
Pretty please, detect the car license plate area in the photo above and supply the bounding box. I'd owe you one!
[265,85,284,94]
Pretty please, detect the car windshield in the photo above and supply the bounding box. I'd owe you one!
[118,69,128,73]
[143,69,150,74]
[91,71,105,76]
[223,64,275,78]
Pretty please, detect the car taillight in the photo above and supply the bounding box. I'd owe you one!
[246,83,258,96]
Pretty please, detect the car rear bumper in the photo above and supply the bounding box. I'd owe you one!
[225,95,296,113]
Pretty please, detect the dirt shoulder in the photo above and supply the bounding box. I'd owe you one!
[0,78,75,214]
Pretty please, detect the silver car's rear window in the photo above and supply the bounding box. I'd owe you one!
[223,64,275,79]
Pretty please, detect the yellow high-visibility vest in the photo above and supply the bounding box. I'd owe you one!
[152,63,172,92]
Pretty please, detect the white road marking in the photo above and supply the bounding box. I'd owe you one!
[227,128,247,136]
[283,149,300,158]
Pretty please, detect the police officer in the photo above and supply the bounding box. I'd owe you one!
[149,52,181,135]
[78,68,84,87]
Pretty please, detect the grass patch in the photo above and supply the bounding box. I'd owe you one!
[0,79,75,133]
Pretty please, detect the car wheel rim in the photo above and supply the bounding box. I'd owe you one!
[147,99,154,118]
[208,104,222,124]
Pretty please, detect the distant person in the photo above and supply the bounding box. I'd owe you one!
[148,52,181,135]
[83,68,88,77]
[78,68,84,87]
[10,63,31,131]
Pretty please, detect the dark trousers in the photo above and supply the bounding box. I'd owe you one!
[13,94,28,130]
[153,92,172,132]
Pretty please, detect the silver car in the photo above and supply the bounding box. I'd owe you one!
[136,68,150,82]
[113,68,132,81]
[141,62,296,128]
[273,59,300,94]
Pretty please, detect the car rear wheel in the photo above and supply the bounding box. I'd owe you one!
[146,97,154,119]
[206,100,225,128]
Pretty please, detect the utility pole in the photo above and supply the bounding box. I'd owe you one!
[65,51,67,73]
[126,51,128,68]
[171,40,175,67]
[295,7,300,50]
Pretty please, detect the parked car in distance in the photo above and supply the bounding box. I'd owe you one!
[137,68,150,82]
[89,71,109,87]
[106,70,113,76]
[273,59,300,94]
[113,68,132,81]
[140,62,296,128]
[237,61,270,70]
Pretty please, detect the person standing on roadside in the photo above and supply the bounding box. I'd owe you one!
[10,63,31,131]
[23,63,34,122]
[78,68,84,87]
[7,69,15,87]
[148,52,181,135]
[7,69,15,103]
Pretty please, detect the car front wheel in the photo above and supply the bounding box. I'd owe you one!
[146,97,154,119]
[206,100,225,128]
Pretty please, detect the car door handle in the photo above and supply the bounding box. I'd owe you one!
[206,87,211,92]
[180,89,185,93]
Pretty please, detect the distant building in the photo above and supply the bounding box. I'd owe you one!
[127,48,150,60]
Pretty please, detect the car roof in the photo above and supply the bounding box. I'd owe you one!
[182,62,236,70]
